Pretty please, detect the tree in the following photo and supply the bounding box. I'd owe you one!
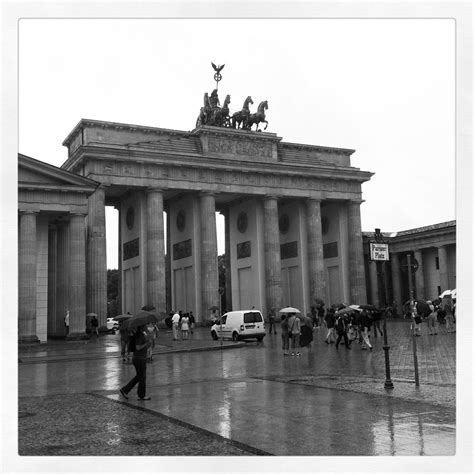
[107,269,119,317]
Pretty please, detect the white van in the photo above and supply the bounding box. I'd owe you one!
[211,310,266,342]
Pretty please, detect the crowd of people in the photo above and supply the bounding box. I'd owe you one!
[271,296,456,357]
[167,310,196,341]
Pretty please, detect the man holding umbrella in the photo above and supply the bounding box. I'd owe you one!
[119,311,158,401]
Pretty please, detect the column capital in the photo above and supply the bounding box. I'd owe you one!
[347,199,365,206]
[263,194,279,201]
[307,197,322,204]
[19,210,40,215]
[146,187,166,194]
[199,191,217,198]
[70,212,87,218]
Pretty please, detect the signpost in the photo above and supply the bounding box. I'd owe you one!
[371,229,393,390]
[406,254,420,386]
[218,287,225,349]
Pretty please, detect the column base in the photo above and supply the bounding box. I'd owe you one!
[18,335,40,344]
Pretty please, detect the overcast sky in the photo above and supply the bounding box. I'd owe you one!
[19,18,455,269]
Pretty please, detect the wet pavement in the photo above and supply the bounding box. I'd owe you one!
[13,320,467,469]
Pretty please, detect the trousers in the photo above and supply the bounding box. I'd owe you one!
[122,356,147,398]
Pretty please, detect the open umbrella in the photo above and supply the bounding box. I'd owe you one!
[279,306,301,314]
[122,311,159,330]
[141,304,156,311]
[439,289,455,299]
[113,314,133,322]
[314,298,325,306]
[336,306,360,316]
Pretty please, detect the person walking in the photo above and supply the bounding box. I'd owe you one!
[267,308,277,335]
[287,313,301,356]
[335,314,351,349]
[90,315,99,338]
[146,323,158,361]
[120,325,151,401]
[180,313,190,340]
[426,300,438,335]
[280,314,290,355]
[372,309,384,338]
[189,311,195,334]
[412,306,422,337]
[317,304,326,329]
[324,309,336,344]
[442,296,455,333]
[171,310,180,340]
[64,310,70,338]
[119,324,131,362]
[358,310,373,350]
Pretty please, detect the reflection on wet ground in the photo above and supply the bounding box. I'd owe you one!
[18,321,456,457]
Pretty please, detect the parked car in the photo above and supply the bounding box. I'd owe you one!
[106,317,119,333]
[211,310,265,342]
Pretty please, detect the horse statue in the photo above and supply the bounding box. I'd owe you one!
[213,94,231,127]
[231,96,253,129]
[244,100,268,131]
[196,92,212,127]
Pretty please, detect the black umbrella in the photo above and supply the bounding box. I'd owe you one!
[314,298,325,306]
[122,311,159,330]
[113,314,133,322]
[141,304,156,311]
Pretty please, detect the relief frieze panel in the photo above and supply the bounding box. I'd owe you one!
[208,137,272,159]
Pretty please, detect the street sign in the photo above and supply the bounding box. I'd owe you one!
[369,242,389,261]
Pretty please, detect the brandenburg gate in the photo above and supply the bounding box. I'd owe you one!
[60,96,372,327]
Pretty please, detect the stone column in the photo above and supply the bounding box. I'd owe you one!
[56,222,70,335]
[165,206,172,313]
[86,186,107,327]
[200,193,218,320]
[223,208,232,312]
[414,249,425,300]
[368,261,380,307]
[347,200,367,304]
[306,198,326,304]
[115,205,122,314]
[437,245,449,291]
[146,188,166,312]
[68,214,87,338]
[47,225,58,337]
[390,253,402,315]
[263,196,282,312]
[18,211,39,343]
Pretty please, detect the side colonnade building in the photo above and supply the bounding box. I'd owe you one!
[19,119,373,342]
[363,221,456,313]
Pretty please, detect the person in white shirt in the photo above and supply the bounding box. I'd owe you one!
[171,311,181,340]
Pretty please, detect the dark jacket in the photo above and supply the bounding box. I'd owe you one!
[335,316,346,334]
[325,313,336,328]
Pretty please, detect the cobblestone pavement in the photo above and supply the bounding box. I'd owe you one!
[12,320,471,472]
